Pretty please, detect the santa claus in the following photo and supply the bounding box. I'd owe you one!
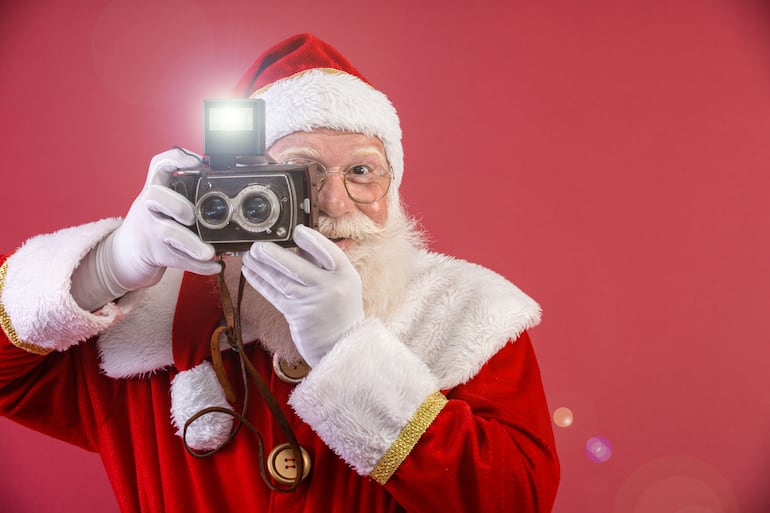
[0,33,560,513]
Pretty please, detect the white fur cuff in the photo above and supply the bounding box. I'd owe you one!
[1,218,124,352]
[170,361,234,451]
[289,317,439,475]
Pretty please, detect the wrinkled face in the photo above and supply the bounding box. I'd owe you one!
[268,128,390,251]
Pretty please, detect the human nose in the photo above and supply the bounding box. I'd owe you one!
[317,170,355,217]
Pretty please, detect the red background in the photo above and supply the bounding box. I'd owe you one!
[1,1,769,512]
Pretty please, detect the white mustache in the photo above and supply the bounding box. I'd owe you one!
[316,213,384,242]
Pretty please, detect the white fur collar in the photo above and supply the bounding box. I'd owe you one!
[97,250,539,388]
[386,251,541,389]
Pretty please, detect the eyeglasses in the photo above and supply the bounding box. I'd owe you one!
[282,158,392,204]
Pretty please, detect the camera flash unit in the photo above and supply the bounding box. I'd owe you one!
[209,106,254,131]
[204,99,266,169]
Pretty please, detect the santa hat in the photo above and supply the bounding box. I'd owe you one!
[233,33,404,194]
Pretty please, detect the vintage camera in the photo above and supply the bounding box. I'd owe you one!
[169,99,317,253]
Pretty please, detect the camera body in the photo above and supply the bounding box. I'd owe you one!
[169,99,317,253]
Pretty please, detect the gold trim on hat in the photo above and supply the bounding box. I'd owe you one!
[369,390,448,485]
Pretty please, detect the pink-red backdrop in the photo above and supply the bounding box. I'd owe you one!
[1,1,768,512]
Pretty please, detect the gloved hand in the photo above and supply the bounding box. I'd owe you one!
[73,149,221,310]
[108,148,222,291]
[241,224,365,367]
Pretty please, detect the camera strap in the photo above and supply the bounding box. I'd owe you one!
[182,259,305,493]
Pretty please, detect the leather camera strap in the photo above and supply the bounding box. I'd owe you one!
[182,261,305,492]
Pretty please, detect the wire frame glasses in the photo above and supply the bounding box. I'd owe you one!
[283,158,392,204]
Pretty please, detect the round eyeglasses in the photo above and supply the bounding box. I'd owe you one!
[282,158,392,204]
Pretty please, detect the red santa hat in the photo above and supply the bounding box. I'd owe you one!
[232,33,404,193]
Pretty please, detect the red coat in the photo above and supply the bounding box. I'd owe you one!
[0,221,559,513]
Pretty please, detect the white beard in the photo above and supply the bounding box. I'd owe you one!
[221,203,425,363]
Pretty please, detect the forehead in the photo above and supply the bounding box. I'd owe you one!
[268,128,387,161]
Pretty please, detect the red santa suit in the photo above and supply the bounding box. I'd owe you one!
[0,34,559,513]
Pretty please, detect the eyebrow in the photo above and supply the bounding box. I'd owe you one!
[349,147,387,160]
[274,146,387,162]
[273,146,322,159]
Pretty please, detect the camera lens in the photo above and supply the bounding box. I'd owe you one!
[232,184,281,233]
[197,192,231,228]
[241,194,272,224]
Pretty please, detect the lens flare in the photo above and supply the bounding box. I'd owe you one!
[586,436,612,463]
[612,455,740,513]
[552,407,574,428]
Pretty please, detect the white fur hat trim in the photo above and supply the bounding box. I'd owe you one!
[252,68,404,196]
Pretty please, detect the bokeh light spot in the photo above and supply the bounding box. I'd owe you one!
[586,435,612,463]
[552,406,574,428]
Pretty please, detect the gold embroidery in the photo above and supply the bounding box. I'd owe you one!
[370,390,448,485]
[0,261,52,355]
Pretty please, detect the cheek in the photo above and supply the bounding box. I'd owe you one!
[357,198,388,225]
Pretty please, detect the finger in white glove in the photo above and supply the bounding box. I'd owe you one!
[91,149,221,294]
[145,147,201,187]
[241,225,365,367]
[110,184,221,288]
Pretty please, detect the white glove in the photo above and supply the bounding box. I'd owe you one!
[109,148,223,290]
[241,224,365,367]
[72,149,221,310]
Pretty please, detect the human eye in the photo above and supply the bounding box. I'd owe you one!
[345,164,380,183]
[349,164,372,176]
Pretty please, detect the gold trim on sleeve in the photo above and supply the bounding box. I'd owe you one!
[0,260,53,355]
[369,390,448,485]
